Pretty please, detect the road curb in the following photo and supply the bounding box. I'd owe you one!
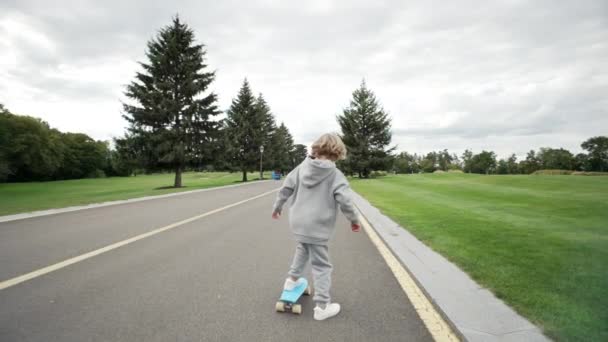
[0,180,273,223]
[352,192,551,342]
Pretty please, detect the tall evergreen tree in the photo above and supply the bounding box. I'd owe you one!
[122,16,220,187]
[225,79,265,181]
[255,93,276,176]
[292,144,308,167]
[271,122,295,172]
[337,81,394,178]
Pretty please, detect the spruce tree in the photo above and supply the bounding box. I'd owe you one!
[270,123,295,173]
[225,79,265,181]
[122,16,220,187]
[255,93,276,177]
[337,81,394,178]
[292,144,308,166]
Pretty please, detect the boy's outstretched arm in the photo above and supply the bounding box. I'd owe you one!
[271,168,298,217]
[334,180,361,231]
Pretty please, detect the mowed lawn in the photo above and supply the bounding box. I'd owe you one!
[351,174,608,342]
[0,172,261,216]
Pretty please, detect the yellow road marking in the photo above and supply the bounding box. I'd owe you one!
[0,188,279,291]
[359,213,460,342]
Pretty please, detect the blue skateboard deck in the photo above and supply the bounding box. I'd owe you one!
[276,278,310,314]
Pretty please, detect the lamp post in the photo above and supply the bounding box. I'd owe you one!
[239,147,245,182]
[259,145,264,180]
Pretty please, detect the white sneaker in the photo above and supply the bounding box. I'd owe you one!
[313,302,341,321]
[283,277,304,291]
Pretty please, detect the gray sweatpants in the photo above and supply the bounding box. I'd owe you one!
[287,242,332,304]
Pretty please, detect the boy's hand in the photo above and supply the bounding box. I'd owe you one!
[272,211,281,219]
[351,223,361,232]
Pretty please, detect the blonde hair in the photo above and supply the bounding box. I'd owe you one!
[311,133,347,161]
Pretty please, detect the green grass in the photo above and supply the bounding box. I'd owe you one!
[351,174,608,342]
[0,172,262,216]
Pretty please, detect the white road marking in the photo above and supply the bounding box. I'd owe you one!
[358,212,461,342]
[0,188,279,291]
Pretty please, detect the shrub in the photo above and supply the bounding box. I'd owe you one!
[87,169,106,178]
[532,169,572,175]
[370,170,388,178]
[571,171,608,176]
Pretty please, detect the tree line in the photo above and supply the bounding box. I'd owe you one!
[0,17,306,185]
[0,104,112,182]
[2,16,606,183]
[334,83,607,177]
[119,16,307,186]
[391,142,607,175]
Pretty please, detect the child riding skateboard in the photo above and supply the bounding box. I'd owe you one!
[272,133,360,320]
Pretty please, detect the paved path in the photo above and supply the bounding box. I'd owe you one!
[0,181,432,341]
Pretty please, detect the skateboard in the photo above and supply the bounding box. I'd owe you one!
[275,277,311,314]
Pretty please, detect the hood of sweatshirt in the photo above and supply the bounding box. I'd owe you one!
[301,157,336,188]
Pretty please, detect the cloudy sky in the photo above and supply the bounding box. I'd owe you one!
[1,0,606,159]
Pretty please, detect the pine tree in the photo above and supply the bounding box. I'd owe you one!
[255,93,276,177]
[337,81,394,178]
[292,144,308,167]
[225,79,265,182]
[122,16,220,187]
[270,123,295,173]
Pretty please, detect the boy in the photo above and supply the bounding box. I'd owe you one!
[272,133,361,321]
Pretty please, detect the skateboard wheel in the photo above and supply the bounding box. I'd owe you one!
[275,301,285,312]
[292,304,302,315]
[304,286,311,296]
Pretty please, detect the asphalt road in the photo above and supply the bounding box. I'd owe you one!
[0,181,432,341]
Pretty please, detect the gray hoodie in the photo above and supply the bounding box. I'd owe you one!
[272,157,360,245]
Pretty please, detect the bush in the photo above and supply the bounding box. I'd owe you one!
[370,170,388,178]
[433,170,446,174]
[571,171,608,176]
[87,169,106,178]
[448,169,464,173]
[532,169,572,175]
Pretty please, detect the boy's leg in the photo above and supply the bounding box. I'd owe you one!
[309,244,332,304]
[287,243,309,280]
